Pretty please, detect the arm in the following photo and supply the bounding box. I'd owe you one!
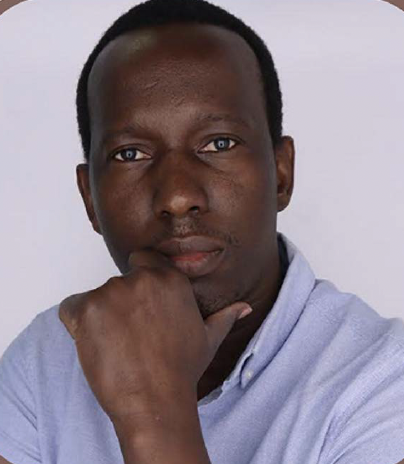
[59,250,250,464]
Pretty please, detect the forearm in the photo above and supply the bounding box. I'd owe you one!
[113,396,211,464]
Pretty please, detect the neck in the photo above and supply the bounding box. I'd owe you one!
[197,239,286,401]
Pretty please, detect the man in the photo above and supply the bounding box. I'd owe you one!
[1,0,404,463]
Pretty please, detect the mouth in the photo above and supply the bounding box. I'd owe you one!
[167,249,225,278]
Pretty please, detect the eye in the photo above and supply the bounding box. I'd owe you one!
[112,147,150,162]
[200,137,238,153]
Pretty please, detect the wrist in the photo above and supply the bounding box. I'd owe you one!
[113,396,210,464]
[112,383,198,432]
[113,392,198,439]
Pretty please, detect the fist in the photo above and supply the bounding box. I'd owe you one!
[59,249,251,424]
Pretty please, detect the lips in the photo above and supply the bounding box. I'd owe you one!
[155,236,226,278]
[155,236,225,257]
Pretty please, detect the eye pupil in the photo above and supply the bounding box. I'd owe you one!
[215,138,230,150]
[123,149,136,160]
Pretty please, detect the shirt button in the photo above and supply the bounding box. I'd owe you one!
[246,370,253,379]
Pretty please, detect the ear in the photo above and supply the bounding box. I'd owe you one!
[275,136,295,212]
[76,163,102,235]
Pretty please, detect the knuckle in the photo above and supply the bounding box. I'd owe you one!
[78,295,100,329]
[59,287,108,338]
[105,275,123,288]
[82,288,99,307]
[101,276,126,299]
[76,289,103,323]
[60,293,85,318]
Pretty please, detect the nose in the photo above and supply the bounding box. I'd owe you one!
[152,151,209,219]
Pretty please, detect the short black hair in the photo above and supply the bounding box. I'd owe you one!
[76,0,283,162]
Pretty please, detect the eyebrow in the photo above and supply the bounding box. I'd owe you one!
[194,112,252,129]
[101,125,143,147]
[100,112,252,148]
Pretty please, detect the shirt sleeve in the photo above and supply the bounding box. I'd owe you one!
[321,344,404,464]
[0,325,41,464]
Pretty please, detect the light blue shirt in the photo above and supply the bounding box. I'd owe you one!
[1,233,404,464]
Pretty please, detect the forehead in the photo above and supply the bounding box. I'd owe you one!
[87,23,267,139]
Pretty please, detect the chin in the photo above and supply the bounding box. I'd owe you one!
[193,287,241,320]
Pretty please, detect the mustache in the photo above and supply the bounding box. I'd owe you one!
[150,219,240,247]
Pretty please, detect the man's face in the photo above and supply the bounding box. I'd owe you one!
[77,24,294,319]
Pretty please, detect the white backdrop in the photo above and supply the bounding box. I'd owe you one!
[0,0,403,356]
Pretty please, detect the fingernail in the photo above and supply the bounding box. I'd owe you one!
[238,306,253,320]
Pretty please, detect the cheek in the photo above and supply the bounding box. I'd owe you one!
[232,157,277,229]
[209,159,276,274]
[254,164,278,224]
[92,175,147,246]
[232,166,277,276]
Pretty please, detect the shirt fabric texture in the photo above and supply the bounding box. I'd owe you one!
[1,232,404,464]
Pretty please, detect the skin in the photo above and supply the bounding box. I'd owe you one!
[76,23,295,401]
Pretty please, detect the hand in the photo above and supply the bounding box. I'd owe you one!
[59,249,252,425]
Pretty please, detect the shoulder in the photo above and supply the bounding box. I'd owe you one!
[304,279,404,432]
[22,303,74,347]
[308,278,404,352]
[0,303,76,464]
[295,278,404,390]
[1,303,77,389]
[306,281,404,464]
[27,303,76,369]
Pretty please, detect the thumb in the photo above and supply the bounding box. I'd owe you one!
[204,302,253,355]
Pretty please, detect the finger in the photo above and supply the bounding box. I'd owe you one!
[204,302,253,355]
